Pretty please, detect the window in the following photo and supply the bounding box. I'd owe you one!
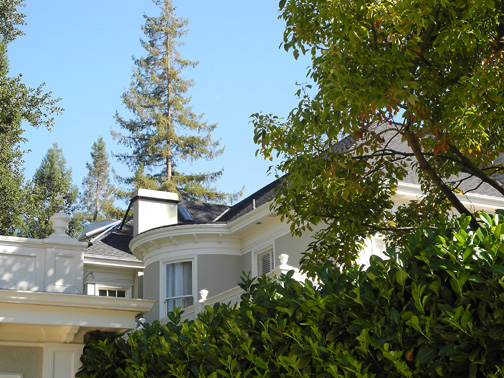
[166,261,193,313]
[258,249,274,275]
[99,289,126,297]
[85,283,130,298]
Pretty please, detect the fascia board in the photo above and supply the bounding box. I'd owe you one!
[459,192,504,211]
[227,202,275,234]
[395,182,504,211]
[84,256,144,269]
[0,289,155,313]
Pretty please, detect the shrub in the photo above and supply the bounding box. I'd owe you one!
[78,212,504,377]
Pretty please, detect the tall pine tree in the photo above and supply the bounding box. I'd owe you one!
[80,137,120,222]
[21,143,78,238]
[112,0,240,204]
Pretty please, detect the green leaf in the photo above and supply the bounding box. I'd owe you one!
[395,269,408,286]
[417,345,437,364]
[390,308,401,325]
[491,265,504,276]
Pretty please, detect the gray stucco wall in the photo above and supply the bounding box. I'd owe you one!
[198,254,243,296]
[0,346,43,378]
[242,251,252,275]
[274,231,315,268]
[143,260,160,322]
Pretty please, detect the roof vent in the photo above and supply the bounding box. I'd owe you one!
[132,189,179,236]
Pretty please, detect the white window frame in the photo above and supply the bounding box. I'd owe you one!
[85,282,132,298]
[163,258,195,316]
[97,286,128,298]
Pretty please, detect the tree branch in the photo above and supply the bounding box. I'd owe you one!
[448,143,504,196]
[403,122,478,229]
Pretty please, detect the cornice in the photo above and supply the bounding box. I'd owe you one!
[0,289,155,313]
[130,223,236,260]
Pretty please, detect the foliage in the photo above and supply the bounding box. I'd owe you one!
[79,213,504,377]
[19,143,78,238]
[112,0,240,204]
[253,0,504,266]
[0,0,62,235]
[79,136,121,223]
[0,0,25,43]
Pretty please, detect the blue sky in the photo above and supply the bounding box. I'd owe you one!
[8,0,312,204]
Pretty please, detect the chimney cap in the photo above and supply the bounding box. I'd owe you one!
[133,189,179,203]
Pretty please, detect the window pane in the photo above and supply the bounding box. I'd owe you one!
[166,263,174,297]
[98,289,107,296]
[182,262,192,296]
[166,261,193,312]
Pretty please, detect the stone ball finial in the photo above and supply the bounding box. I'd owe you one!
[49,213,71,239]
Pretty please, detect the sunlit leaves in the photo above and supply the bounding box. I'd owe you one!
[253,0,504,266]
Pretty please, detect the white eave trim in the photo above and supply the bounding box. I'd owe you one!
[227,201,276,234]
[0,289,155,313]
[395,181,504,209]
[84,256,144,269]
[130,223,231,251]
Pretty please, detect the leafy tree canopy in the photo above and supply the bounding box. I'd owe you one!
[0,0,62,235]
[112,0,241,204]
[78,212,504,377]
[253,0,504,267]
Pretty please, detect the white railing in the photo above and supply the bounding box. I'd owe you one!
[0,213,85,294]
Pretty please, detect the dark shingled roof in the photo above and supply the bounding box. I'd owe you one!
[84,221,139,262]
[179,200,229,223]
[218,178,281,222]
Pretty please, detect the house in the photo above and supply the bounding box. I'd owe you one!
[81,184,318,324]
[82,165,504,325]
[78,123,504,324]
[2,123,504,376]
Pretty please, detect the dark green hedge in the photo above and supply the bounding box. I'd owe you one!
[78,213,504,377]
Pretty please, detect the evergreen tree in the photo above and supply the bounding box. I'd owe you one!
[21,143,78,238]
[112,0,240,204]
[80,137,120,222]
[0,0,62,235]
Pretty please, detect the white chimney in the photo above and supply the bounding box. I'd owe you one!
[132,189,179,236]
